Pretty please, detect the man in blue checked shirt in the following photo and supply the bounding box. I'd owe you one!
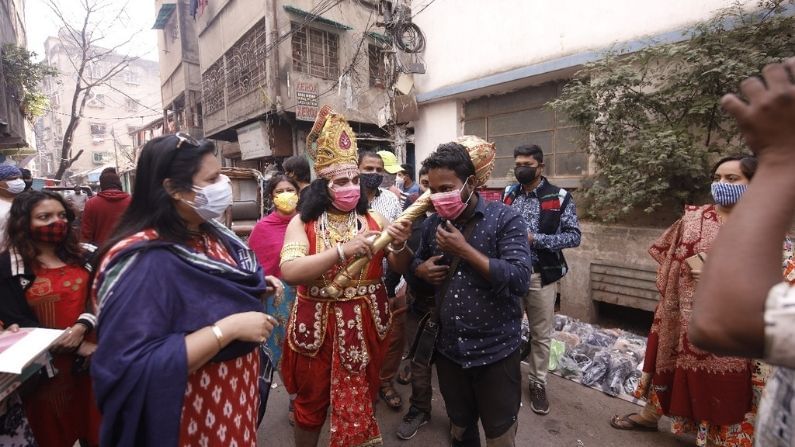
[502,144,581,416]
[409,142,531,447]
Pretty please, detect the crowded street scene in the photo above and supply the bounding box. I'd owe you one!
[2,0,795,446]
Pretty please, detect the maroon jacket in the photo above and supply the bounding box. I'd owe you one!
[81,189,131,246]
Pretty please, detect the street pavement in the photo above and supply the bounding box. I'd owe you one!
[259,363,692,446]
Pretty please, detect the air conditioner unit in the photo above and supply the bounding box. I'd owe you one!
[92,137,104,144]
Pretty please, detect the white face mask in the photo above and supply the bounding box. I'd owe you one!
[2,179,25,195]
[185,174,232,221]
[395,176,405,189]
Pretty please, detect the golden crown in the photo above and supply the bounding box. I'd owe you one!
[306,105,359,179]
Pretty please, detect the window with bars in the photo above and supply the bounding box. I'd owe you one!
[291,23,339,80]
[463,81,588,183]
[202,58,225,114]
[125,98,138,112]
[227,19,268,101]
[89,122,107,136]
[368,44,386,88]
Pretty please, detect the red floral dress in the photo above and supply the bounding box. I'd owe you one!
[25,264,100,446]
[177,233,260,447]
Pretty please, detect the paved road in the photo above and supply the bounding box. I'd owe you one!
[259,364,692,446]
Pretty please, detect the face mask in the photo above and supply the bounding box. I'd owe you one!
[359,173,384,190]
[31,220,69,244]
[430,177,475,220]
[515,166,538,185]
[185,174,233,221]
[711,182,748,207]
[2,179,25,195]
[395,176,405,189]
[273,191,298,214]
[330,184,361,212]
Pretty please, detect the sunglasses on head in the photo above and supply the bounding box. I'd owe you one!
[175,132,199,149]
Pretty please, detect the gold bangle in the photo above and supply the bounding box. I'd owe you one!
[211,324,224,349]
[280,242,309,266]
[387,240,408,254]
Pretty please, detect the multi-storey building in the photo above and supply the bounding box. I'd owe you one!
[0,0,34,162]
[36,35,161,182]
[181,0,391,170]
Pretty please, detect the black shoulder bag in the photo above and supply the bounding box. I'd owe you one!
[410,216,481,368]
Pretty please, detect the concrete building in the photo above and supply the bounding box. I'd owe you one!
[36,35,162,182]
[410,0,762,321]
[153,0,203,137]
[191,0,391,170]
[0,0,35,161]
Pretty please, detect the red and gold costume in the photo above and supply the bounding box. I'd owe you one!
[280,106,391,447]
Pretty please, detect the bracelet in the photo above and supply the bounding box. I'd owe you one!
[211,324,224,349]
[336,243,346,264]
[386,240,408,254]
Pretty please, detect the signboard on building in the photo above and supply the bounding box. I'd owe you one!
[295,82,319,121]
[236,121,271,160]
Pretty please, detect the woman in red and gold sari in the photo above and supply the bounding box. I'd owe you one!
[611,155,792,446]
[280,107,412,447]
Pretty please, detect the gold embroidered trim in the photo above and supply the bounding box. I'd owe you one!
[280,242,309,265]
[287,300,328,357]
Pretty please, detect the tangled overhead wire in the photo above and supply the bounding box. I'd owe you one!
[381,3,425,54]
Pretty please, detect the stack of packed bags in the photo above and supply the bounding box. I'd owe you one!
[547,315,646,401]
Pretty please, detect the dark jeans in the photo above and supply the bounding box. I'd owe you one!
[405,305,433,413]
[435,349,522,446]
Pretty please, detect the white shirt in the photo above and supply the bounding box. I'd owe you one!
[755,282,795,447]
[370,188,401,223]
[0,198,11,250]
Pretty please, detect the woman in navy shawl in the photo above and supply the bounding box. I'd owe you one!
[90,134,281,447]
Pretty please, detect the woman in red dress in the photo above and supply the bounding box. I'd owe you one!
[1,190,100,446]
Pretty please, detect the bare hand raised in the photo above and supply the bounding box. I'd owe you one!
[416,255,450,285]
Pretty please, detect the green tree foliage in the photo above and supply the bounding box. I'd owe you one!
[549,0,795,221]
[1,44,58,120]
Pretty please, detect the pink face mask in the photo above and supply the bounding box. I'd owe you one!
[330,184,361,212]
[430,178,474,220]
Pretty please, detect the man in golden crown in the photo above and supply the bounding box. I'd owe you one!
[279,106,413,447]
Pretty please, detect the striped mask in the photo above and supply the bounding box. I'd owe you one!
[711,182,748,207]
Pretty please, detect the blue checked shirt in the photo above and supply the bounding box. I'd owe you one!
[410,195,532,368]
[509,178,581,266]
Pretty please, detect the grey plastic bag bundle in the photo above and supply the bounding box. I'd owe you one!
[623,369,642,395]
[605,353,635,397]
[581,350,611,387]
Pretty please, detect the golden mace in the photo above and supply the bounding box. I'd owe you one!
[322,135,497,298]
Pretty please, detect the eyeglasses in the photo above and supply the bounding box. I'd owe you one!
[175,132,199,149]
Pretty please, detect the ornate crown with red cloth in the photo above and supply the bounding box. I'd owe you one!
[306,105,359,180]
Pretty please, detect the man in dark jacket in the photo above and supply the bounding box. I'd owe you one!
[502,144,581,416]
[81,171,131,246]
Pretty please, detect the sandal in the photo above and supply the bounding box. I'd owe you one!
[396,364,412,385]
[288,398,295,427]
[609,414,657,432]
[379,385,403,411]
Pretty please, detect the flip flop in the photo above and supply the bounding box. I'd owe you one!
[396,364,412,385]
[379,385,403,411]
[610,414,657,432]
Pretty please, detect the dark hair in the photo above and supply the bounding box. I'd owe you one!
[358,150,382,167]
[711,155,758,180]
[400,164,415,181]
[101,135,215,252]
[283,156,311,183]
[513,144,544,164]
[265,174,299,199]
[101,167,117,175]
[20,168,31,179]
[418,165,429,177]
[422,142,476,183]
[299,178,369,223]
[99,171,123,191]
[5,190,83,266]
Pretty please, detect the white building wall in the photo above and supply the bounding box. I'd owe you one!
[410,0,758,162]
[413,100,459,156]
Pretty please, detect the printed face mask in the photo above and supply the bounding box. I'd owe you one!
[185,174,233,221]
[359,173,384,190]
[711,182,748,207]
[330,184,361,212]
[273,191,298,214]
[395,176,405,189]
[514,166,538,185]
[430,177,475,220]
[31,220,69,244]
[2,179,25,195]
